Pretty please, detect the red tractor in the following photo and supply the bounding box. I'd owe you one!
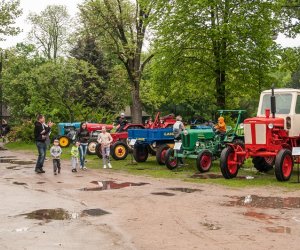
[220,87,300,181]
[94,112,176,161]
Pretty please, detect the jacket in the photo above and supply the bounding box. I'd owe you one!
[34,121,51,142]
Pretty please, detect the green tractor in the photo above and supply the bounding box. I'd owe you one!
[165,110,245,172]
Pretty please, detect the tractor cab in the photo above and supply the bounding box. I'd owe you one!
[256,88,300,137]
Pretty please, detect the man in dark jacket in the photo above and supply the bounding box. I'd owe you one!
[34,114,54,173]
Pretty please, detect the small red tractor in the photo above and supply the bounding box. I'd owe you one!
[94,112,176,160]
[220,87,300,181]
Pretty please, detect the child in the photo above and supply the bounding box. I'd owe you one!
[97,126,113,168]
[71,141,80,172]
[214,116,226,134]
[50,139,62,175]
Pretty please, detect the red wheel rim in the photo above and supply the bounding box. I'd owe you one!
[116,146,125,157]
[200,154,211,170]
[169,158,177,167]
[227,151,238,174]
[282,154,292,178]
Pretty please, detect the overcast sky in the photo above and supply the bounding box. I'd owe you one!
[0,0,300,49]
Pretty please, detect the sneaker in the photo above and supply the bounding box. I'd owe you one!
[108,163,112,169]
[83,167,87,170]
[72,169,77,172]
[40,169,45,173]
[103,165,107,169]
[35,168,42,173]
[54,172,57,175]
[58,168,61,174]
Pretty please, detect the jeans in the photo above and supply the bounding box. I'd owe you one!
[36,141,46,170]
[101,146,110,165]
[53,159,61,172]
[79,143,88,168]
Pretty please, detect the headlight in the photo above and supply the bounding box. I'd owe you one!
[239,123,244,129]
[195,141,200,147]
[152,141,156,148]
[268,123,274,129]
[183,130,188,135]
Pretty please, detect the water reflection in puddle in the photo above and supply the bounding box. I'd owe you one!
[81,208,110,216]
[265,226,291,234]
[13,181,27,185]
[224,195,300,209]
[22,208,70,221]
[0,159,35,165]
[166,187,202,193]
[151,192,175,196]
[191,173,247,179]
[82,181,149,191]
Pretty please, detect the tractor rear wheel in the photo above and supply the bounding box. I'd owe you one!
[252,157,274,172]
[95,143,103,159]
[165,148,178,170]
[275,149,293,181]
[133,144,148,162]
[111,141,128,160]
[87,139,97,155]
[196,150,213,173]
[220,146,239,179]
[59,136,70,148]
[156,144,170,165]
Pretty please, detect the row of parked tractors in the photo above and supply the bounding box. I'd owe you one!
[57,87,300,182]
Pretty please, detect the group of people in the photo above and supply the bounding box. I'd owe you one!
[34,114,114,175]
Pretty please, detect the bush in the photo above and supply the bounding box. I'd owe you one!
[7,120,35,143]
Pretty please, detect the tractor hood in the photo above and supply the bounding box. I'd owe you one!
[244,117,284,128]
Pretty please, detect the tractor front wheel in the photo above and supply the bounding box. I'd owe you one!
[196,150,213,173]
[220,146,239,179]
[156,144,170,165]
[133,144,148,162]
[59,136,70,148]
[87,139,97,155]
[275,149,293,181]
[165,148,178,170]
[111,141,128,160]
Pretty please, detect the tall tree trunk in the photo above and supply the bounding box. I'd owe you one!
[215,69,226,109]
[130,78,142,123]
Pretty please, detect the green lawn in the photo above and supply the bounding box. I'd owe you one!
[5,142,300,189]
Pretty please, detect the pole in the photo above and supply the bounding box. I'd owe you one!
[0,51,3,138]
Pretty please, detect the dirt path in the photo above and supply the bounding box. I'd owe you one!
[1,144,300,250]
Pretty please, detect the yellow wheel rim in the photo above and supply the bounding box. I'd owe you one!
[59,137,69,147]
[115,145,126,158]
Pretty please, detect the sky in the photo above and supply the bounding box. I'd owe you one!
[0,0,300,49]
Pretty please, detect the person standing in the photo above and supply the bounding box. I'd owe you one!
[97,126,113,169]
[76,122,89,170]
[173,115,185,141]
[50,139,62,175]
[115,113,127,132]
[71,141,80,172]
[34,114,54,173]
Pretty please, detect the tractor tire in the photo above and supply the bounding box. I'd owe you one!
[275,149,293,181]
[252,157,274,172]
[220,146,239,179]
[133,144,148,162]
[111,141,128,160]
[196,150,213,173]
[165,148,178,170]
[156,144,170,165]
[95,143,103,159]
[87,139,98,155]
[59,136,70,148]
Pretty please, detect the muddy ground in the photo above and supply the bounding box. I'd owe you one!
[1,144,300,250]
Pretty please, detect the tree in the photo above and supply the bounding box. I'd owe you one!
[79,0,155,123]
[27,5,71,59]
[152,0,283,111]
[0,0,22,40]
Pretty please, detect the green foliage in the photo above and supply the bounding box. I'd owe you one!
[7,120,34,143]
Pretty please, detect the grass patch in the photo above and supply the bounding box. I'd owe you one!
[5,142,300,189]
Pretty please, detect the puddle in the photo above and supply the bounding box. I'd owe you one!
[224,195,300,209]
[265,226,291,234]
[201,222,221,230]
[0,159,35,165]
[82,181,149,191]
[151,192,175,196]
[57,182,63,184]
[166,187,202,193]
[0,156,16,158]
[22,208,70,221]
[35,189,46,193]
[191,173,247,179]
[6,166,17,169]
[13,182,27,185]
[244,211,280,221]
[36,182,46,184]
[81,208,110,216]
[4,178,14,180]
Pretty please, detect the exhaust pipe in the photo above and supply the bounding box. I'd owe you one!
[271,85,276,118]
